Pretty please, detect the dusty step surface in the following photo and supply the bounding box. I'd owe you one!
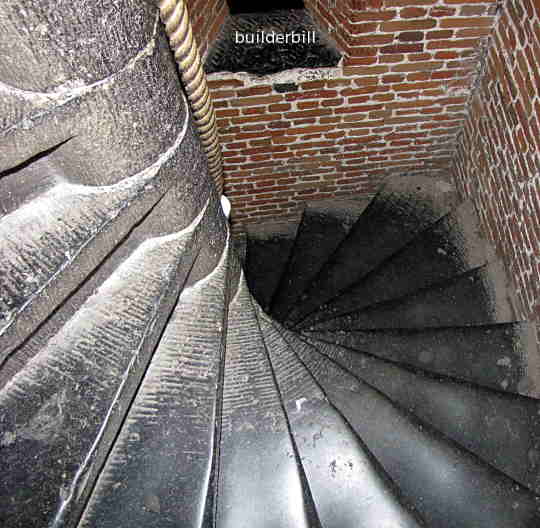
[232,227,247,265]
[0,196,227,528]
[300,200,497,327]
[244,220,298,312]
[270,197,369,322]
[306,322,540,397]
[279,329,540,527]
[80,237,234,528]
[285,175,459,325]
[0,192,227,387]
[0,94,208,362]
[299,332,540,496]
[218,275,318,528]
[257,310,426,528]
[325,381,540,528]
[309,261,517,331]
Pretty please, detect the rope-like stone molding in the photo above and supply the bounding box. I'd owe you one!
[153,0,224,194]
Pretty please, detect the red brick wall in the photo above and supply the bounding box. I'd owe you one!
[303,0,353,54]
[186,0,229,59]
[453,0,540,329]
[207,0,499,225]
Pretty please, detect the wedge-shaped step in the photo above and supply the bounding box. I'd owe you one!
[302,335,540,495]
[311,261,516,331]
[301,200,496,327]
[218,276,317,528]
[0,96,196,360]
[244,221,297,312]
[1,18,190,185]
[258,313,426,528]
[293,335,540,527]
[270,198,369,322]
[286,175,458,325]
[80,237,233,528]
[0,203,208,528]
[0,177,165,360]
[308,322,540,397]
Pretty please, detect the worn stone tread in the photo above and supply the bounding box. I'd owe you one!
[308,261,517,331]
[285,175,459,325]
[218,275,314,528]
[300,333,540,496]
[300,200,496,327]
[244,220,298,312]
[270,198,369,322]
[285,331,540,527]
[0,203,207,528]
[258,311,425,528]
[80,237,232,528]
[306,322,540,398]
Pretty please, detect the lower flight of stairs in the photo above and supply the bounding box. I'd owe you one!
[239,174,540,527]
[2,173,540,527]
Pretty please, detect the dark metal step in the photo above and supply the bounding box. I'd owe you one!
[204,9,341,76]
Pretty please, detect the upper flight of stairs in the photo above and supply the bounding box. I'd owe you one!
[2,173,540,527]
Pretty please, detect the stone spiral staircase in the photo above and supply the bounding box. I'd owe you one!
[3,125,540,528]
[240,177,540,528]
[2,5,540,525]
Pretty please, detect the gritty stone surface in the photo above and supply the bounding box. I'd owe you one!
[0,0,157,92]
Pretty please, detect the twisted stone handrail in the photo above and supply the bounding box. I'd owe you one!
[153,0,224,194]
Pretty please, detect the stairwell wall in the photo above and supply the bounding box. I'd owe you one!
[186,0,229,59]
[205,0,499,225]
[453,0,540,335]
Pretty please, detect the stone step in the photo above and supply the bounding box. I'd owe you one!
[232,226,248,265]
[244,220,298,312]
[288,332,540,527]
[217,276,317,528]
[258,311,425,528]
[309,261,517,331]
[0,197,219,528]
[0,79,212,362]
[286,175,459,325]
[270,197,370,322]
[300,200,496,327]
[306,322,540,398]
[80,237,233,528]
[299,333,540,496]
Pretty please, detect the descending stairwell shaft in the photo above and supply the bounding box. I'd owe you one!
[154,0,224,194]
[240,177,540,527]
[3,1,540,526]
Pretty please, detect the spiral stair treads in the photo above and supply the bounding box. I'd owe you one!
[2,174,540,527]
